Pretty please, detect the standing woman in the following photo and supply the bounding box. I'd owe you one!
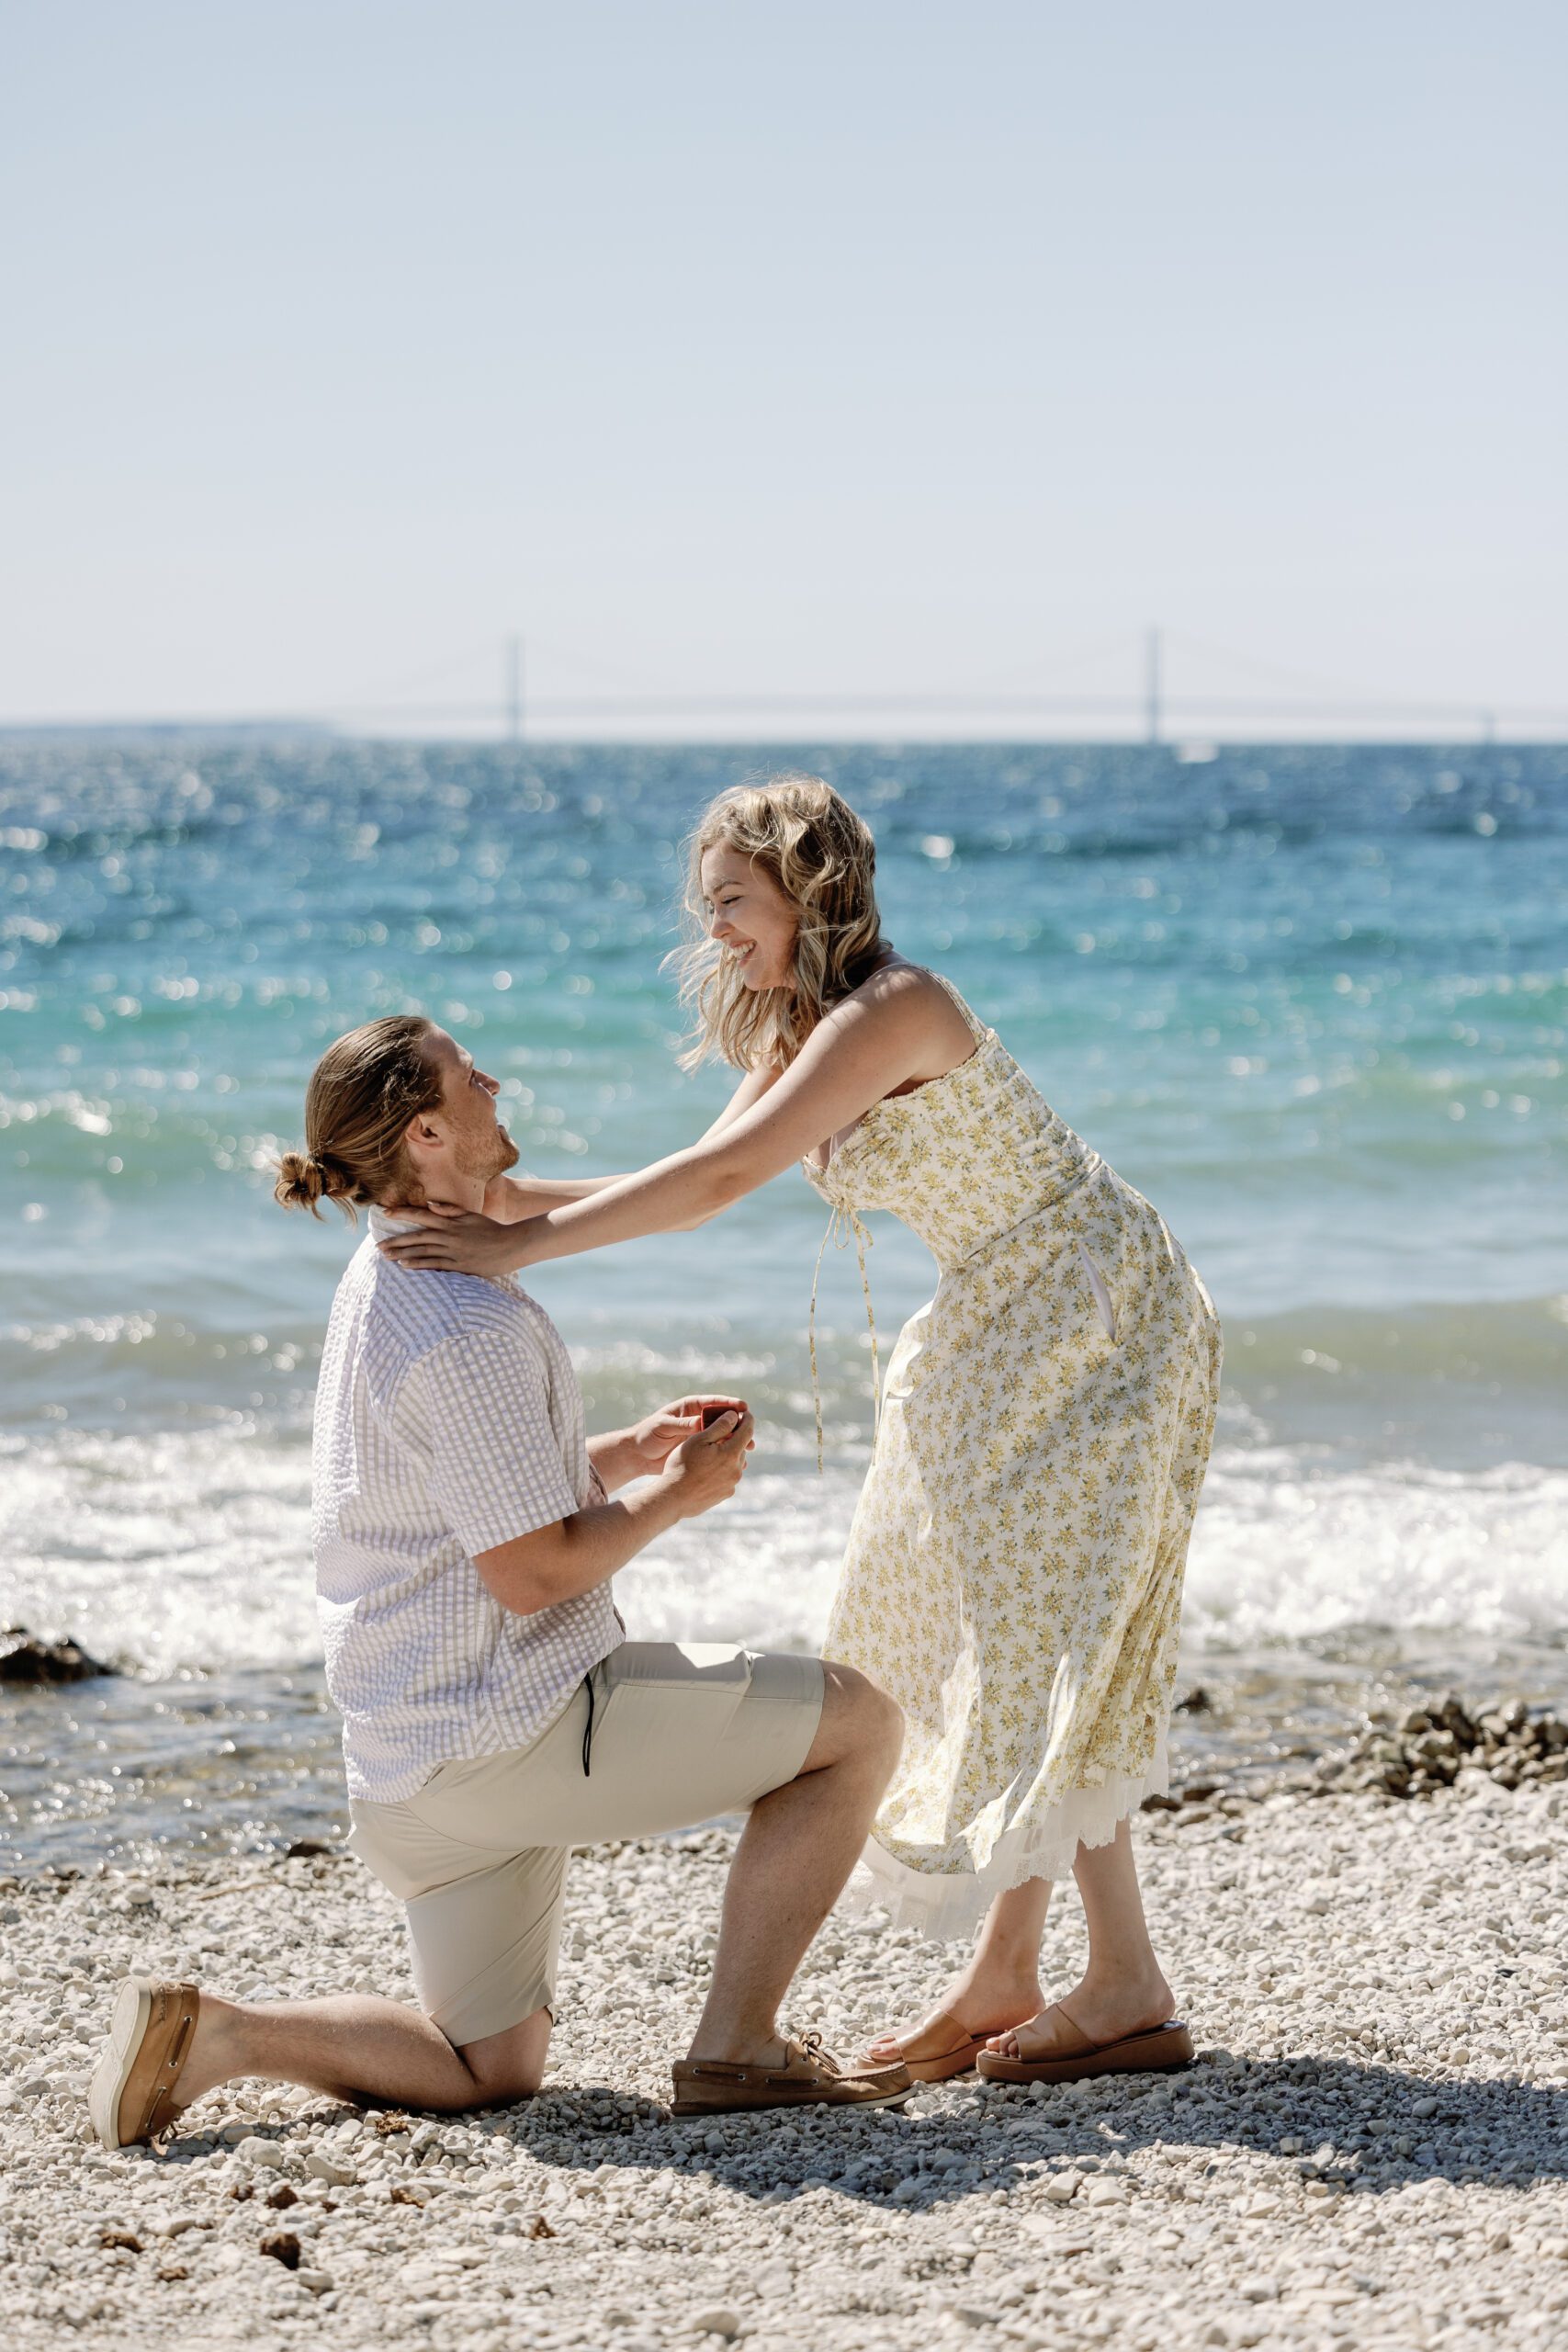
[380,776,1222,2083]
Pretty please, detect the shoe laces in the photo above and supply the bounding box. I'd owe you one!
[794,2030,840,2077]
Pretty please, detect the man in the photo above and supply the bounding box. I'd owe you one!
[90,1014,908,2146]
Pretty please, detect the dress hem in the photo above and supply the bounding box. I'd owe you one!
[832,1735,1170,1942]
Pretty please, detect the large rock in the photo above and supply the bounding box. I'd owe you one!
[0,1627,117,1683]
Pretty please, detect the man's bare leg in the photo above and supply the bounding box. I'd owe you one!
[163,1995,550,2120]
[108,1660,901,2125]
[686,1661,903,2064]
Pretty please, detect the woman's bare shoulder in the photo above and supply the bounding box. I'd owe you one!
[840,958,957,1019]
[821,961,975,1079]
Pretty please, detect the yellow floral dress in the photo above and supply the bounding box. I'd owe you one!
[807,976,1222,1939]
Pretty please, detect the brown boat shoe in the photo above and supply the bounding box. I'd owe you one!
[89,1975,202,2148]
[672,2031,913,2116]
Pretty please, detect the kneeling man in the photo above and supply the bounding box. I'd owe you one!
[91,1014,907,2143]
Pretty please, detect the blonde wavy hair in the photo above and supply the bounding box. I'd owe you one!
[671,774,886,1071]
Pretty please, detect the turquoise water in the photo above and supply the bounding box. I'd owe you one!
[2,739,1564,1862]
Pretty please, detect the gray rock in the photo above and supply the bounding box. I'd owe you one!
[0,1628,117,1684]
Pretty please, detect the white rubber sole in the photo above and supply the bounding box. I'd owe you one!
[88,1974,155,2149]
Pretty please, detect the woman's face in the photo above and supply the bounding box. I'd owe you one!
[700,844,798,991]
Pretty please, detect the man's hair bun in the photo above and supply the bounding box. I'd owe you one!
[275,1149,344,1217]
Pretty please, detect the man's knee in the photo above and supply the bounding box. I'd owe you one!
[467,2055,545,2107]
[458,2006,551,2106]
[816,1660,904,1770]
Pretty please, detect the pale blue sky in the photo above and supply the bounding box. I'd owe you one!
[3,1,1563,735]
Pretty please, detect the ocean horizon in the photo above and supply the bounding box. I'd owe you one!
[3,737,1564,1870]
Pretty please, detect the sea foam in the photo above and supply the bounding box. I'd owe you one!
[4,1424,1563,1680]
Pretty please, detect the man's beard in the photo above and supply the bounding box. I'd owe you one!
[394,1123,519,1208]
[459,1123,520,1186]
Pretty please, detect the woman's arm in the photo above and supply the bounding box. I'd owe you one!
[471,1069,778,1227]
[378,967,972,1274]
[696,1060,784,1141]
[481,1171,628,1224]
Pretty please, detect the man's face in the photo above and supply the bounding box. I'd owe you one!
[409,1028,520,1194]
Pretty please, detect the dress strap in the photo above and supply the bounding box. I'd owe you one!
[930,971,987,1041]
[808,1204,883,1475]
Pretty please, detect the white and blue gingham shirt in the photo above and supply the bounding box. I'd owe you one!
[313,1207,620,1803]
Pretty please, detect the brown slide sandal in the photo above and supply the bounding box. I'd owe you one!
[672,2033,913,2116]
[865,2008,999,2084]
[975,2003,1195,2086]
[89,1976,201,2148]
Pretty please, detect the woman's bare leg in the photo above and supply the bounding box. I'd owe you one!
[984,1819,1174,2060]
[866,1876,1050,2062]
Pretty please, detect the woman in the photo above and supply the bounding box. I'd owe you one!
[380,775,1222,2084]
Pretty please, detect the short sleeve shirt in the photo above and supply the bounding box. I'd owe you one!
[312,1209,621,1803]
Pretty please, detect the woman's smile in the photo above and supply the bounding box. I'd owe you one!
[699,843,798,990]
[715,922,783,989]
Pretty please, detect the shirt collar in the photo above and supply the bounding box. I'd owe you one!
[367,1203,422,1242]
[365,1200,519,1295]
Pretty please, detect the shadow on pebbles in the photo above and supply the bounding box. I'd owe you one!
[1,1774,1566,2351]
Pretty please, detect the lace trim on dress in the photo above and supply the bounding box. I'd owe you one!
[832,1736,1170,1942]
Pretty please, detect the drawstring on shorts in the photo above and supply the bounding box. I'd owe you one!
[807,1203,882,1474]
[581,1669,596,1776]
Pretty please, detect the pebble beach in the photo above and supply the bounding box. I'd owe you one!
[4,1769,1566,2352]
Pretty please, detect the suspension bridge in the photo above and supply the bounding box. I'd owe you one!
[8,631,1564,743]
[299,630,1567,744]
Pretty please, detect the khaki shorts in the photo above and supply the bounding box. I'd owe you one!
[347,1641,824,2048]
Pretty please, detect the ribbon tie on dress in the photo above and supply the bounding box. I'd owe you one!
[807,1203,883,1474]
